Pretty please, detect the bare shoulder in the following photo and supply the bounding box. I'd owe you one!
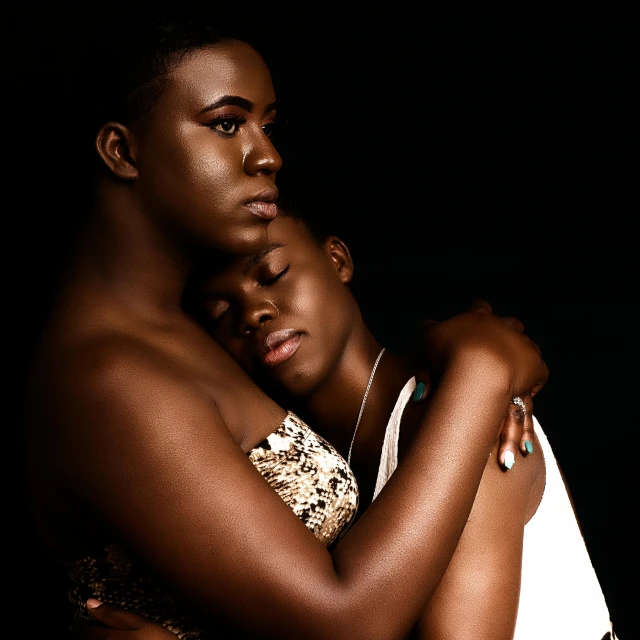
[26,325,236,468]
[27,315,285,479]
[37,328,202,411]
[23,325,313,599]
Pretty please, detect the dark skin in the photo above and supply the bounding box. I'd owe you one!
[188,214,544,639]
[69,218,547,640]
[26,39,547,640]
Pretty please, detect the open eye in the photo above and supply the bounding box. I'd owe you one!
[262,122,275,138]
[207,116,245,136]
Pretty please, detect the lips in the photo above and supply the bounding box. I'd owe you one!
[245,187,279,220]
[261,328,302,367]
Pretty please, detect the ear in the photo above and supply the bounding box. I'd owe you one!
[323,236,354,284]
[95,122,139,180]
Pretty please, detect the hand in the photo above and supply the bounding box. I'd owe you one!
[70,600,176,640]
[418,300,548,401]
[497,392,536,470]
[415,301,547,469]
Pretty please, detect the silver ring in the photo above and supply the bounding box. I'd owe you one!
[510,396,526,413]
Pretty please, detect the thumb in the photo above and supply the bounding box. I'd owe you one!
[85,599,147,630]
[467,299,493,314]
[420,318,439,346]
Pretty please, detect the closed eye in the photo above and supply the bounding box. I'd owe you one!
[201,298,231,326]
[213,306,230,324]
[261,265,289,286]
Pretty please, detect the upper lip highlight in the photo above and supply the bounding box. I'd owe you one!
[245,187,279,204]
[261,328,300,355]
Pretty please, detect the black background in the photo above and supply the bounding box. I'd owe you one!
[6,4,637,637]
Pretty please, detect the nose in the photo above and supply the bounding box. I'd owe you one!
[239,299,278,334]
[243,129,282,176]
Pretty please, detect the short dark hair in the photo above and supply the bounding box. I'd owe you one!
[83,11,252,131]
[276,173,344,246]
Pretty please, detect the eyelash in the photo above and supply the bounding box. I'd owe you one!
[261,265,289,286]
[205,115,276,138]
[206,265,289,327]
[262,122,275,138]
[208,305,230,328]
[206,115,246,136]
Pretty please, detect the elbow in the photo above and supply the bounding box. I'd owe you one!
[309,605,408,640]
[268,577,413,640]
[336,624,406,640]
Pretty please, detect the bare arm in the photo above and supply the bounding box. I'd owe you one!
[411,417,542,640]
[60,308,546,640]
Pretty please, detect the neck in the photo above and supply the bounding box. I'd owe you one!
[66,185,194,318]
[293,323,415,462]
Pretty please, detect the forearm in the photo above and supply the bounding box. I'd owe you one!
[70,351,519,640]
[328,352,513,639]
[410,432,533,640]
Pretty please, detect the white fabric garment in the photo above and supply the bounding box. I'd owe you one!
[372,376,416,501]
[373,376,616,639]
[513,416,614,639]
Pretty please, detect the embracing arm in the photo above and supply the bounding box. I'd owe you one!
[411,405,542,640]
[63,308,546,640]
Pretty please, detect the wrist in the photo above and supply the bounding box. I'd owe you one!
[442,346,514,400]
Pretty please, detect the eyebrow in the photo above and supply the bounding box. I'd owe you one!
[199,95,277,115]
[243,243,285,274]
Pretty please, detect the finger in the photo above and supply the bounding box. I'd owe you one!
[421,318,440,340]
[84,599,145,630]
[411,378,430,404]
[520,393,535,455]
[468,299,492,314]
[530,359,549,397]
[527,335,542,356]
[498,398,526,470]
[502,316,525,333]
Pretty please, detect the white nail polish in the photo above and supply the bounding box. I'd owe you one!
[504,450,515,470]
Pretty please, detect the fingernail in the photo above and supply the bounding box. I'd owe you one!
[87,598,103,609]
[504,450,515,470]
[524,440,534,454]
[412,381,426,402]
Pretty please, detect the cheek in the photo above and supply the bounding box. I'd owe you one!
[179,133,241,199]
[288,276,327,318]
[290,275,350,345]
[143,126,241,201]
[197,153,238,202]
[139,136,191,208]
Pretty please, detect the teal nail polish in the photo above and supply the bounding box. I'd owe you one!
[525,440,534,454]
[412,381,426,402]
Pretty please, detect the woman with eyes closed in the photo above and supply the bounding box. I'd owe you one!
[24,14,547,640]
[76,205,617,640]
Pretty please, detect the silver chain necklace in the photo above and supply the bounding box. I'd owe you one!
[346,347,386,466]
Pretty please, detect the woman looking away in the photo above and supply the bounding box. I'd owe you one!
[24,15,546,640]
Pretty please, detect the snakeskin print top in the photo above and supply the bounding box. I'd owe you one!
[63,411,359,639]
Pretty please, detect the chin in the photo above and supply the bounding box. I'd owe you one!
[267,363,325,402]
[223,223,269,256]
